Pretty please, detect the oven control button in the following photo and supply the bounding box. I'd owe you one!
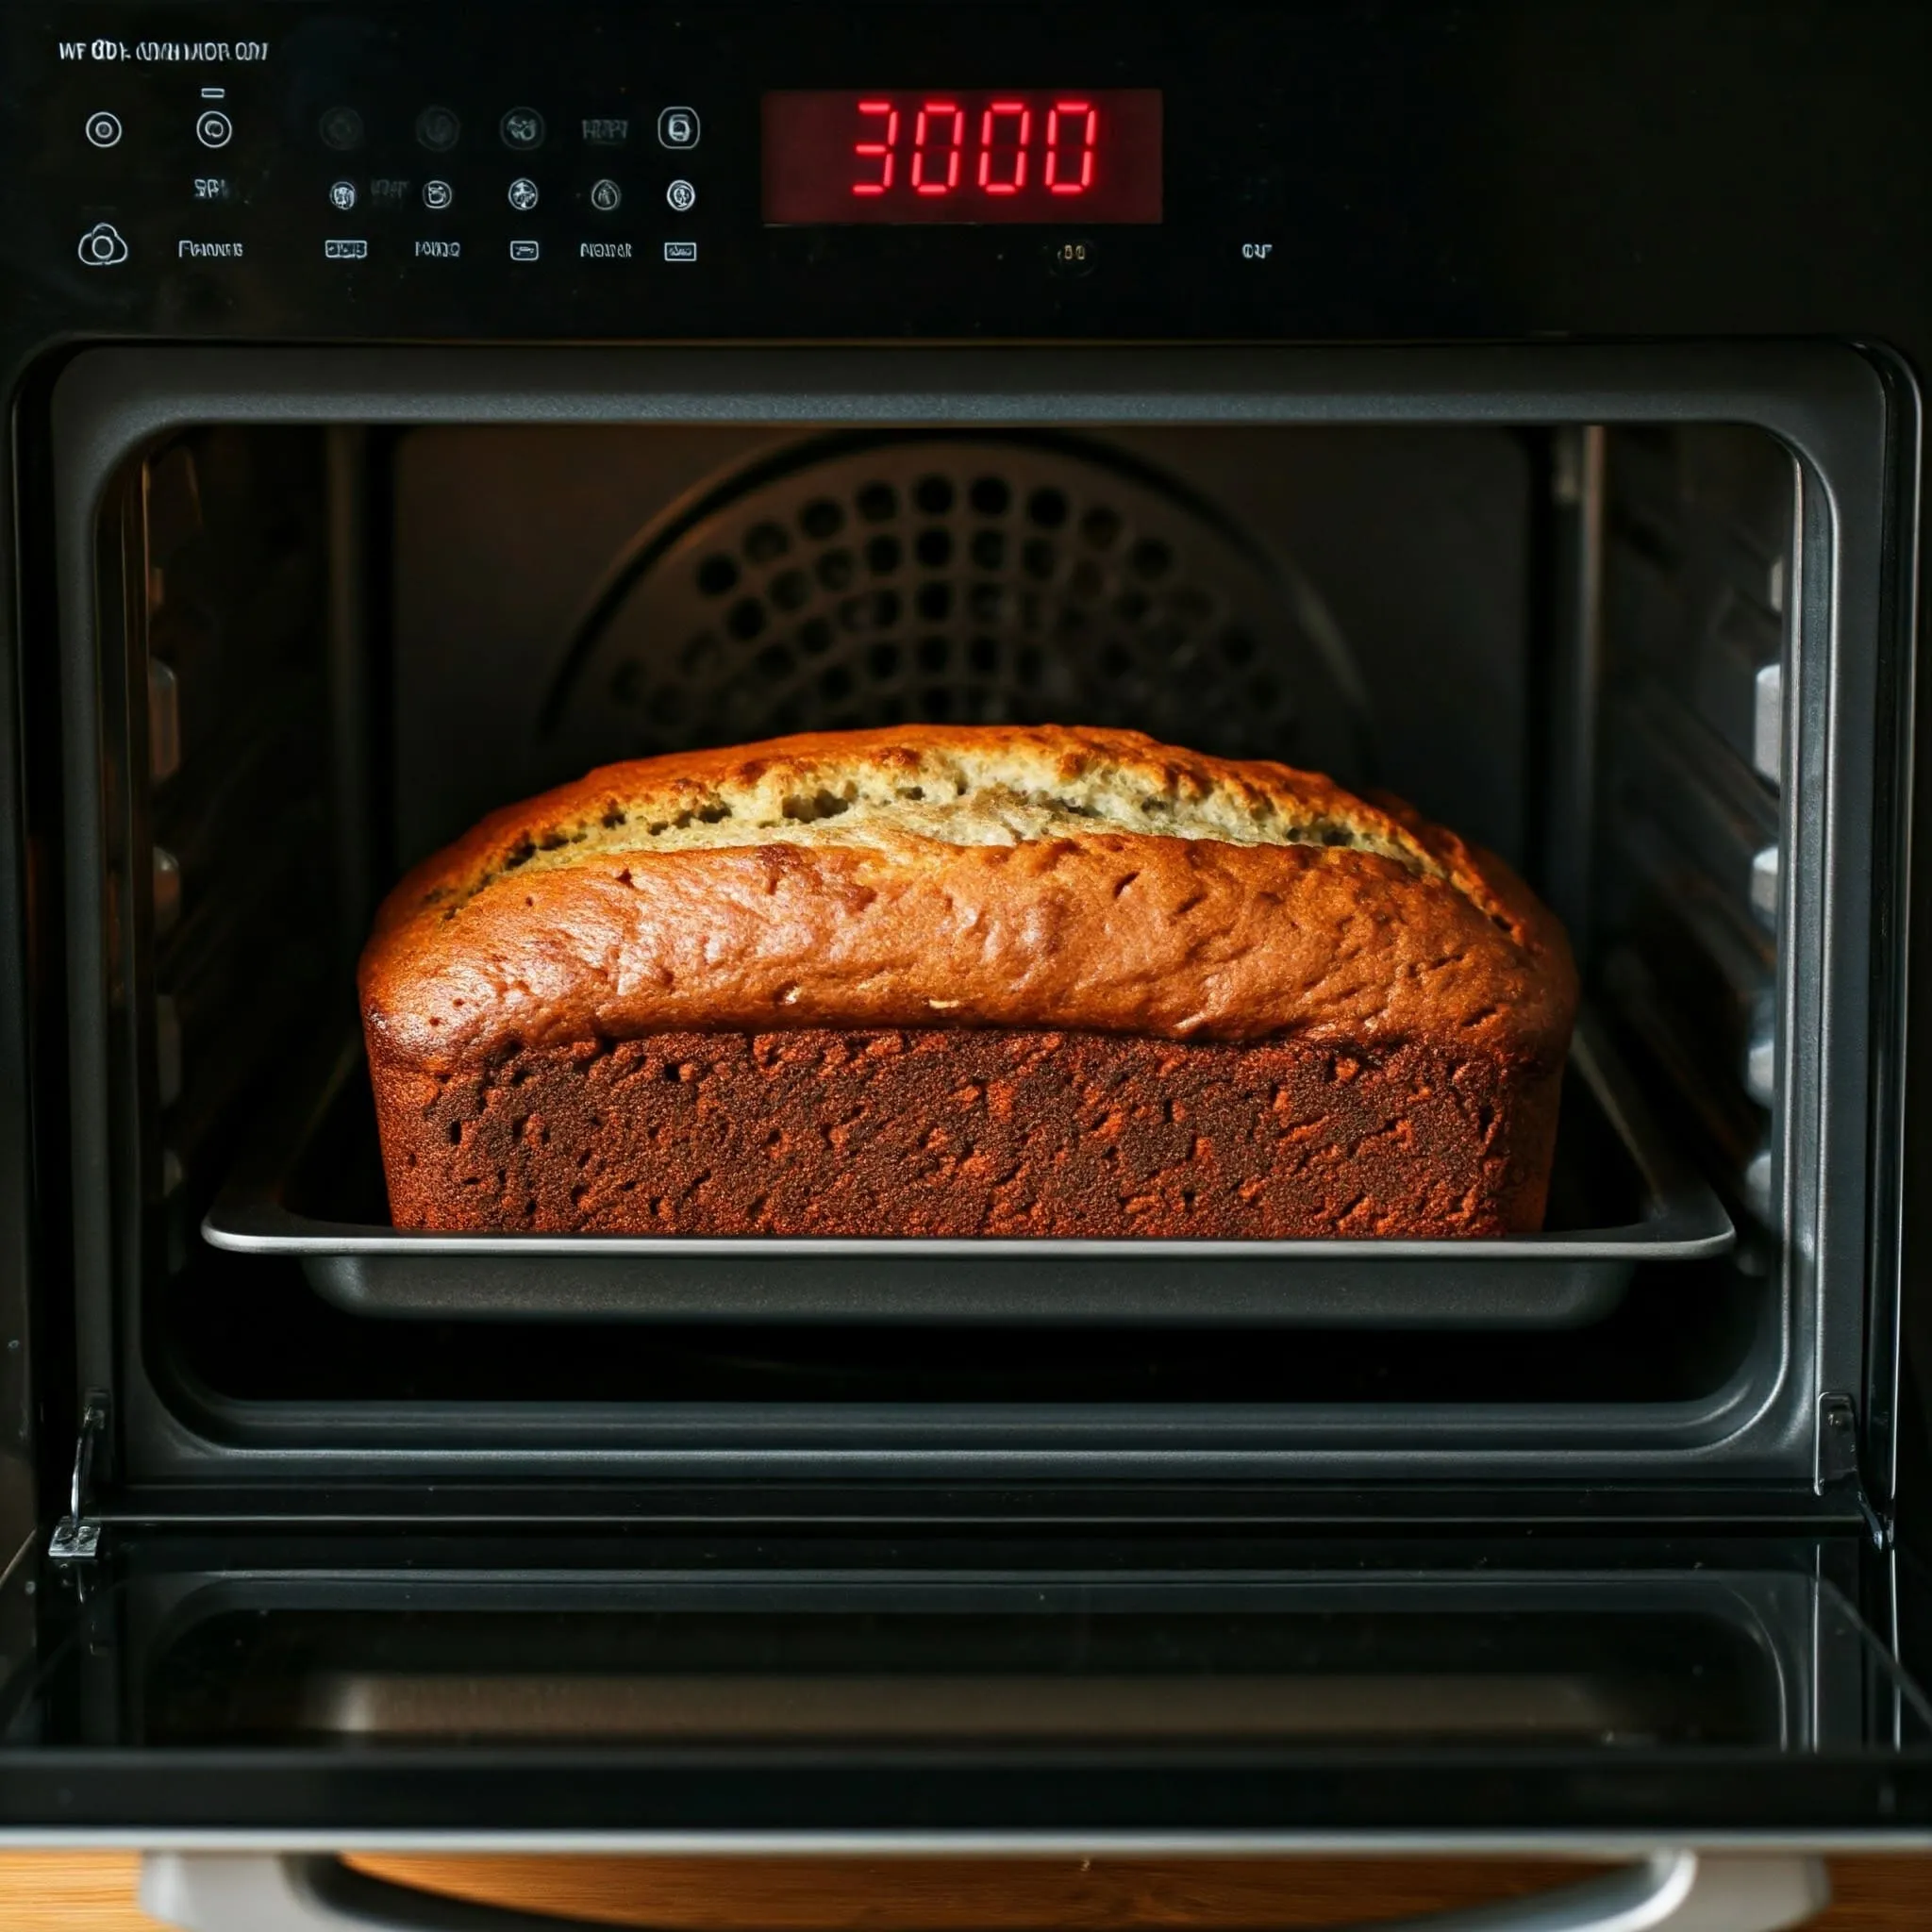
[666,177,696,212]
[320,106,365,151]
[415,105,460,152]
[658,107,700,149]
[324,238,369,259]
[423,178,453,210]
[195,108,233,149]
[664,240,697,262]
[1048,237,1096,277]
[77,222,130,267]
[591,177,623,212]
[329,180,358,211]
[500,107,545,151]
[507,176,540,212]
[85,110,123,149]
[509,239,541,261]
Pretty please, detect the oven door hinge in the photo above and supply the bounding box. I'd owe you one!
[1817,1391,1890,1549]
[48,1391,108,1561]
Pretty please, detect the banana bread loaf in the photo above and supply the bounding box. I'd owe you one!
[359,725,1577,1239]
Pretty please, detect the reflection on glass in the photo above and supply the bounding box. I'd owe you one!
[298,1670,1700,1743]
[147,1606,1784,1749]
[1,1561,1917,1758]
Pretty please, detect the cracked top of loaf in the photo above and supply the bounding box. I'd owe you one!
[360,724,1577,1070]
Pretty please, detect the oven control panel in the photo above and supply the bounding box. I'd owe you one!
[0,1,1465,341]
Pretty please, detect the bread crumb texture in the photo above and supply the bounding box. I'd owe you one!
[361,724,1576,1068]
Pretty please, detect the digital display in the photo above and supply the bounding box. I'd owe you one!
[762,91,1163,224]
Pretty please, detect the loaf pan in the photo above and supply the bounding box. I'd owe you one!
[203,1012,1734,1327]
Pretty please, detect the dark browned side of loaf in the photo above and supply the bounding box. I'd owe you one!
[360,725,1578,1240]
[372,1028,1564,1239]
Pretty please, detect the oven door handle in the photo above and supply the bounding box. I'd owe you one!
[140,1849,1831,1932]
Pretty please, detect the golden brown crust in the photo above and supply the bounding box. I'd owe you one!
[360,725,1576,1073]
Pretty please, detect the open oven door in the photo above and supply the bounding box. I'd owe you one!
[0,1510,1928,1922]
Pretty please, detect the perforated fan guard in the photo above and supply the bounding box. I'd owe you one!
[537,433,1374,783]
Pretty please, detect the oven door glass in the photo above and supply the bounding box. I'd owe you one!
[0,1525,1929,1836]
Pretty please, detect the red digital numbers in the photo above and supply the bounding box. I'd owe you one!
[852,100,899,194]
[763,90,1162,225]
[977,101,1030,193]
[858,95,1096,201]
[910,101,966,194]
[1045,101,1098,192]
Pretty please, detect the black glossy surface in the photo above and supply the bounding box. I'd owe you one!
[146,1605,1777,1747]
[0,1524,1925,1828]
[0,2,1923,344]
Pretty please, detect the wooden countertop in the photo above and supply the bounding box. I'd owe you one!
[0,1850,1926,1931]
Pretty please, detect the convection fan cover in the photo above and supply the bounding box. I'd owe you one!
[540,434,1370,782]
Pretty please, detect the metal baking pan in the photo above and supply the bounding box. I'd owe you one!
[203,1012,1733,1327]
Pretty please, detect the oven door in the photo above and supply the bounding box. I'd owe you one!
[1,1512,1930,1893]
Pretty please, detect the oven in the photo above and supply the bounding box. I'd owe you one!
[1,2,1930,1924]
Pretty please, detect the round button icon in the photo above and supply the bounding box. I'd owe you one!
[507,176,540,212]
[666,177,696,212]
[76,222,130,267]
[85,110,123,149]
[320,106,364,151]
[195,108,233,149]
[423,178,454,209]
[415,105,460,152]
[658,107,700,149]
[500,107,545,151]
[329,180,358,211]
[590,177,623,212]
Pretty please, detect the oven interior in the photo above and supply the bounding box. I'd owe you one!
[56,386,1829,1484]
